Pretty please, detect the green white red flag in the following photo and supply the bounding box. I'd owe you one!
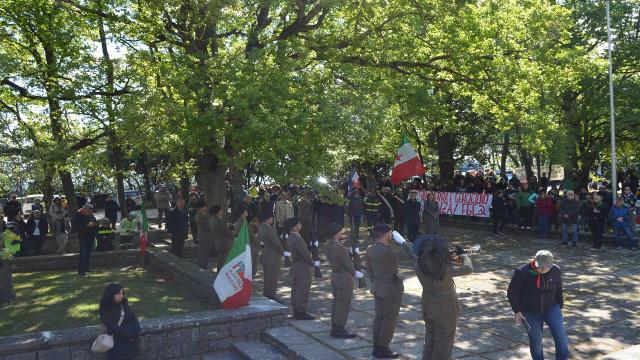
[213,220,252,309]
[391,135,425,184]
[139,200,149,256]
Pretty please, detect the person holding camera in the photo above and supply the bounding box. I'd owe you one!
[507,250,569,360]
[414,235,473,360]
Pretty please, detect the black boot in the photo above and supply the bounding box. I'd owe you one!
[293,311,315,320]
[372,345,400,359]
[330,325,357,339]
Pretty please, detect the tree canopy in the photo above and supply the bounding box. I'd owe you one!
[1,0,638,207]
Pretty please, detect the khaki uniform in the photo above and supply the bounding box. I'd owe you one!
[196,212,214,269]
[211,217,233,273]
[297,199,313,242]
[365,241,415,347]
[417,255,473,360]
[259,222,283,299]
[325,239,356,327]
[288,232,314,313]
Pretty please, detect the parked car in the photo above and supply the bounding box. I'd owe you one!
[22,194,44,215]
[125,190,143,206]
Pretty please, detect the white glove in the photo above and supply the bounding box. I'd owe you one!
[314,261,320,267]
[355,271,364,279]
[283,251,291,257]
[392,231,406,244]
[313,241,319,247]
[354,247,360,253]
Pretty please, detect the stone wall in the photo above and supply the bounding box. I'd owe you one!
[0,297,288,360]
[11,249,140,273]
[147,248,219,305]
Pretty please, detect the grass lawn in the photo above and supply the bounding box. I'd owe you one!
[0,266,210,337]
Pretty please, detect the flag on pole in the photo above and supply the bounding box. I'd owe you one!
[391,135,425,185]
[348,167,361,193]
[213,220,252,309]
[139,200,149,256]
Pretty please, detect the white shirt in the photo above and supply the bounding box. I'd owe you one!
[33,219,40,236]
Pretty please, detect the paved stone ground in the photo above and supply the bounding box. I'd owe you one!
[250,223,640,360]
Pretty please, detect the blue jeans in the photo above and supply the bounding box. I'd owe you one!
[524,303,569,360]
[538,215,550,237]
[561,223,578,244]
[613,224,637,248]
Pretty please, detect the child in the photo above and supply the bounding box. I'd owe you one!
[589,194,607,250]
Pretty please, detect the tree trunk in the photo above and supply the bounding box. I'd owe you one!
[435,129,456,187]
[42,165,55,212]
[500,133,510,177]
[0,261,16,305]
[536,153,541,179]
[112,145,127,218]
[197,153,227,213]
[548,161,553,181]
[520,147,534,185]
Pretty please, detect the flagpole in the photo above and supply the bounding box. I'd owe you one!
[606,0,617,199]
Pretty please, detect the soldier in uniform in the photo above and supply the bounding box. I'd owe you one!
[210,205,234,273]
[297,192,314,243]
[287,217,316,320]
[259,213,285,301]
[365,223,415,359]
[324,223,362,338]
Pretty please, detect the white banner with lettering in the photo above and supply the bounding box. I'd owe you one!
[416,191,493,218]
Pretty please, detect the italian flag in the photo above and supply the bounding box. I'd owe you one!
[140,201,149,256]
[213,220,252,309]
[391,136,425,185]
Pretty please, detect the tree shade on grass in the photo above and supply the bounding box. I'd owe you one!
[0,267,209,337]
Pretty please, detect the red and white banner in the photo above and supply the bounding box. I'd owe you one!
[416,191,493,218]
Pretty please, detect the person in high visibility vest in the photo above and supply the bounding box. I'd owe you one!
[364,190,381,240]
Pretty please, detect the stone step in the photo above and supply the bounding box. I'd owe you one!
[597,344,640,360]
[201,351,244,360]
[262,326,348,360]
[232,339,289,360]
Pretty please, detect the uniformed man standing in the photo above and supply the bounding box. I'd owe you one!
[295,192,311,240]
[259,213,286,301]
[365,223,415,359]
[325,223,363,338]
[287,217,316,320]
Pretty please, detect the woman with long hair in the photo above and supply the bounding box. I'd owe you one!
[415,236,473,360]
[99,283,141,360]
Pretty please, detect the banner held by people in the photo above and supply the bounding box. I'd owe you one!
[213,221,252,309]
[391,136,425,185]
[416,190,493,218]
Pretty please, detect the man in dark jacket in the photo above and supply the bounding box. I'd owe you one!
[347,191,364,241]
[73,205,97,276]
[3,194,21,221]
[404,191,421,242]
[491,190,507,236]
[363,190,381,240]
[166,199,189,257]
[559,190,580,246]
[104,195,120,230]
[25,210,49,256]
[507,250,569,360]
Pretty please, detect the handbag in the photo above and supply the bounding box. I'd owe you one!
[92,305,125,353]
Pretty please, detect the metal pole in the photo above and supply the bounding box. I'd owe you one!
[606,0,617,200]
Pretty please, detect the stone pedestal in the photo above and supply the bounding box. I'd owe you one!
[0,261,15,305]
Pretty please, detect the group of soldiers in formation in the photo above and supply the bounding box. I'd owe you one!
[178,185,468,360]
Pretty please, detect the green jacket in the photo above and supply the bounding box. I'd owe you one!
[516,191,533,207]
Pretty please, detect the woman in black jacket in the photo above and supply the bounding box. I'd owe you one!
[99,283,141,360]
[507,250,569,360]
